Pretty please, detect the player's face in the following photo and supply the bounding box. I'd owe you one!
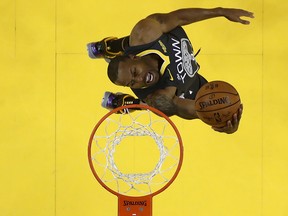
[115,56,160,89]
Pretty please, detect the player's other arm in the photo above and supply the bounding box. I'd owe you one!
[130,8,254,45]
[148,8,254,32]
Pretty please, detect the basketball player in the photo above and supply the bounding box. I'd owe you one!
[87,7,254,134]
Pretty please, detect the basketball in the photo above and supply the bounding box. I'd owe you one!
[195,80,241,127]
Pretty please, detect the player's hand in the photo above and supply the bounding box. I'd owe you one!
[221,8,254,25]
[212,104,243,134]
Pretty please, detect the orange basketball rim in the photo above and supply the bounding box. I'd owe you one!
[88,104,184,216]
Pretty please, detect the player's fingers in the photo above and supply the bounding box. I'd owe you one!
[239,103,243,111]
[228,119,233,127]
[212,126,225,133]
[244,11,254,18]
[232,113,238,125]
[239,19,250,25]
[239,11,254,24]
[237,104,243,120]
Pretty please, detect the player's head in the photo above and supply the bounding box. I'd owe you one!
[107,55,160,89]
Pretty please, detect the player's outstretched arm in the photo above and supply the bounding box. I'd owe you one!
[147,7,254,31]
[130,8,254,45]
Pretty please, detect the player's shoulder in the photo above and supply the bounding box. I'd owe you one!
[130,18,163,46]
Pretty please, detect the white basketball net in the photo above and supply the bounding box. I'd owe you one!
[90,109,181,196]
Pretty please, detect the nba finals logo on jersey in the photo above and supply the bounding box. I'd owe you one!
[171,38,199,83]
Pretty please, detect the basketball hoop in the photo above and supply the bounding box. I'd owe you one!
[88,104,183,216]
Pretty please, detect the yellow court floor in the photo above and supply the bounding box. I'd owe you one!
[0,0,288,215]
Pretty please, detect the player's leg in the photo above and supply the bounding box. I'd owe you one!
[101,91,141,113]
